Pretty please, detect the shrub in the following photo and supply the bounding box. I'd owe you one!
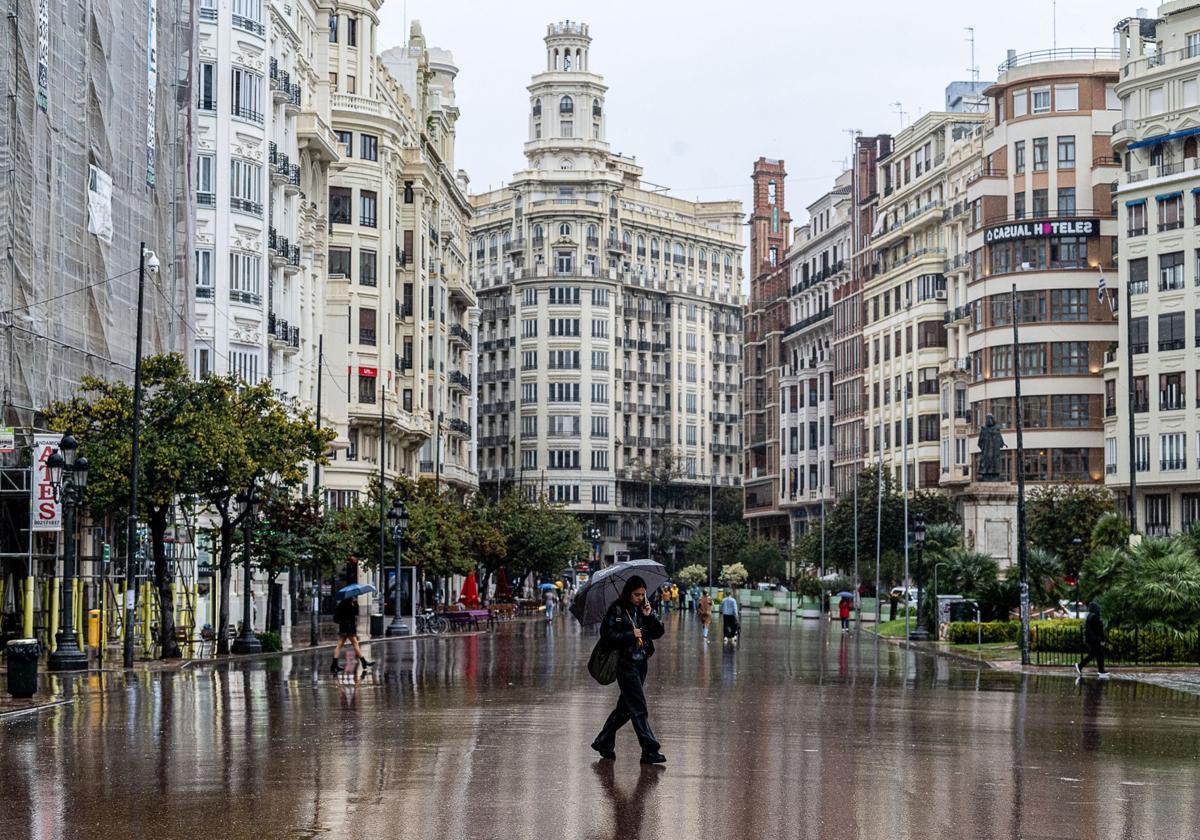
[1031,621,1199,663]
[946,620,1019,644]
[255,631,282,652]
[676,564,707,588]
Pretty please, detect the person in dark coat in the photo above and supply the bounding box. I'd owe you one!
[331,596,373,672]
[1076,602,1109,679]
[591,575,667,764]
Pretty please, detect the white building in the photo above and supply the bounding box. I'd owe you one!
[471,21,744,564]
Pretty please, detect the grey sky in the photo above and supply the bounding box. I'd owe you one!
[378,0,1137,230]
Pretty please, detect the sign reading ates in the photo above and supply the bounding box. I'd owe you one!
[984,218,1098,245]
[32,434,61,532]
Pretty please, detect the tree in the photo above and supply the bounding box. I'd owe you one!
[719,562,748,588]
[676,565,707,587]
[1091,512,1131,552]
[911,490,960,528]
[193,376,331,654]
[1026,484,1115,577]
[47,354,218,658]
[627,449,691,570]
[797,465,906,582]
[741,536,786,583]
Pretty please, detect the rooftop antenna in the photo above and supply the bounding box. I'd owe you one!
[1053,1,1057,50]
[891,101,908,129]
[965,26,979,83]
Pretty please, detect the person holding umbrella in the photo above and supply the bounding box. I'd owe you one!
[331,583,375,672]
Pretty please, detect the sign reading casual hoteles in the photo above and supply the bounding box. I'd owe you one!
[983,218,1098,245]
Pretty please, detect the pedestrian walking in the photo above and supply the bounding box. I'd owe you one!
[591,576,667,765]
[839,597,852,632]
[721,589,739,643]
[1076,602,1110,679]
[697,590,713,640]
[331,596,373,672]
[545,589,557,621]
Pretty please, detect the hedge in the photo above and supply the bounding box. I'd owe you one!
[946,620,1019,644]
[1031,622,1200,663]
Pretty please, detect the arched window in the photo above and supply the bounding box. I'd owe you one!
[592,99,602,118]
[698,248,707,268]
[711,251,720,270]
[560,158,574,170]
[560,95,574,114]
[533,224,544,241]
[637,235,646,257]
[553,48,559,70]
[673,243,684,264]
[558,222,572,236]
[475,237,484,258]
[502,231,511,248]
[586,224,598,242]
[724,254,732,272]
[488,234,498,255]
[650,238,660,259]
[532,98,541,117]
[623,231,631,248]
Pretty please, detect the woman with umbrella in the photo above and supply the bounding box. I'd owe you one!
[588,574,667,765]
[331,583,375,672]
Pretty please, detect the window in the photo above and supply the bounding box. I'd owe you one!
[229,350,260,385]
[359,190,377,227]
[329,14,337,42]
[591,450,608,471]
[521,350,538,370]
[522,318,538,338]
[329,247,351,277]
[329,72,337,91]
[1057,136,1075,169]
[1160,372,1185,410]
[346,15,357,46]
[360,134,377,161]
[1135,435,1151,472]
[198,62,216,110]
[548,286,580,305]
[1050,236,1087,269]
[523,287,537,307]
[559,95,573,113]
[1052,341,1089,374]
[560,120,573,138]
[592,350,608,370]
[1161,433,1187,471]
[548,349,579,369]
[1032,189,1048,218]
[1013,192,1025,219]
[591,415,608,439]
[591,287,608,306]
[358,307,376,345]
[547,450,579,470]
[1159,195,1184,232]
[548,416,580,438]
[1158,312,1185,351]
[329,187,351,224]
[1050,289,1087,321]
[548,382,580,403]
[549,318,579,337]
[1149,86,1165,115]
[1057,188,1076,215]
[1159,252,1185,291]
[520,416,537,439]
[548,485,579,504]
[1131,317,1149,355]
[1052,83,1078,111]
[1032,88,1051,113]
[1018,343,1047,376]
[991,346,1012,377]
[591,319,608,338]
[359,249,376,287]
[1032,137,1048,171]
[1128,202,1147,236]
[229,159,263,214]
[357,373,375,404]
[555,251,574,275]
[1129,257,1149,295]
[521,383,538,404]
[195,248,213,298]
[196,154,215,205]
[1013,140,1025,174]
[591,382,608,404]
[231,67,263,123]
[228,252,262,304]
[1013,89,1028,117]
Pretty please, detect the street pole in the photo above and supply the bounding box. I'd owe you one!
[1125,280,1137,533]
[874,454,883,626]
[646,468,653,561]
[911,513,928,642]
[708,469,714,588]
[1072,535,1083,618]
[124,243,149,669]
[387,499,408,636]
[378,385,386,619]
[48,440,88,671]
[311,335,323,647]
[231,485,261,655]
[853,455,859,623]
[902,373,910,643]
[1012,284,1030,665]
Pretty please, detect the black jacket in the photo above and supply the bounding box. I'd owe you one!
[601,601,664,662]
[333,599,358,625]
[1084,611,1105,646]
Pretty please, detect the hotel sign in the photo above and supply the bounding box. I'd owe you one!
[984,218,1098,245]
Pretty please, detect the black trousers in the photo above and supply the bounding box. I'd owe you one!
[1080,643,1106,673]
[594,659,659,754]
[723,614,739,639]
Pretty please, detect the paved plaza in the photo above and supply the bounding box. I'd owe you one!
[3,614,1199,839]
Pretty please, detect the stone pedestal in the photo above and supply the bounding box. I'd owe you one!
[959,482,1018,569]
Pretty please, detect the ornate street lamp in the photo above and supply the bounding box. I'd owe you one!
[910,512,930,642]
[386,498,410,636]
[48,433,90,671]
[588,525,602,571]
[231,484,262,655]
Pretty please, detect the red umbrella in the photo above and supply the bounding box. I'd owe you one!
[494,567,512,601]
[459,572,480,609]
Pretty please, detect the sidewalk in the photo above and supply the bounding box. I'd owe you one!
[1,619,504,719]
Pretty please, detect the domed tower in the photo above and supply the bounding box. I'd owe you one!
[525,21,609,171]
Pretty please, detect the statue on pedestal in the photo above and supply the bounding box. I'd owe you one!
[978,413,1006,482]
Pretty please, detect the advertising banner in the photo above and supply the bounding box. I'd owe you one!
[32,434,61,532]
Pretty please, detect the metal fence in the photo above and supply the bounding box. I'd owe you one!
[1033,624,1200,666]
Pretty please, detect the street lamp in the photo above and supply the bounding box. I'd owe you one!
[1071,535,1083,618]
[47,433,90,671]
[910,512,930,641]
[386,498,410,636]
[588,525,602,571]
[231,485,262,655]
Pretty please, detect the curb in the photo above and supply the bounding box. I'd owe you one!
[867,629,999,669]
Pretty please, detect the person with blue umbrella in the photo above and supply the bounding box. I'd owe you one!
[331,583,375,673]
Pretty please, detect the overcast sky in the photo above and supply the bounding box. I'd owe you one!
[377,0,1137,229]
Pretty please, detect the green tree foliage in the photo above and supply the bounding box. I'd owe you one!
[719,562,748,588]
[1083,535,1200,635]
[1026,484,1115,576]
[1091,512,1131,552]
[675,565,707,587]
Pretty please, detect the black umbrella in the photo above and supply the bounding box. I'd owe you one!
[569,560,668,626]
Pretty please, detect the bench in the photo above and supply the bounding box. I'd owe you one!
[441,609,493,631]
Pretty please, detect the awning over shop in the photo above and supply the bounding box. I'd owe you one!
[1126,125,1200,150]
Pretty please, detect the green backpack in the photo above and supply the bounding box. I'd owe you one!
[587,637,619,685]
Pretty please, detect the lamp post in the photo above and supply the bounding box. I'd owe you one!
[386,498,409,636]
[588,526,602,572]
[1072,535,1083,617]
[910,512,930,641]
[231,485,262,655]
[47,433,90,671]
[931,560,948,641]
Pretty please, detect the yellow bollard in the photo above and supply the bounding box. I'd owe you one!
[88,609,100,648]
[22,575,34,639]
[75,577,83,639]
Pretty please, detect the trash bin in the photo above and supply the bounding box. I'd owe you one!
[87,609,101,648]
[369,613,385,637]
[6,639,40,699]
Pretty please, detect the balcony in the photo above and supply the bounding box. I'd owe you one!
[285,164,301,193]
[448,370,471,392]
[232,13,265,36]
[1160,395,1186,411]
[286,84,302,113]
[197,191,215,208]
[359,328,376,346]
[230,197,263,217]
[1161,458,1187,471]
[1159,339,1185,352]
[1106,464,1118,475]
[447,418,473,438]
[449,323,472,346]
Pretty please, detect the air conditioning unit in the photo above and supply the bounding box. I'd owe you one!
[934,289,947,301]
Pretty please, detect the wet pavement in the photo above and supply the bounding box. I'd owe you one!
[3,614,1200,840]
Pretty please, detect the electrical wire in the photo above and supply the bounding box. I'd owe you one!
[0,266,141,316]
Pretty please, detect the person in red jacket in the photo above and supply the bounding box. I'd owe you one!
[839,597,852,632]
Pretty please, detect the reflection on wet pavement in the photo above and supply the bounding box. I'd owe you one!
[2,614,1199,839]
